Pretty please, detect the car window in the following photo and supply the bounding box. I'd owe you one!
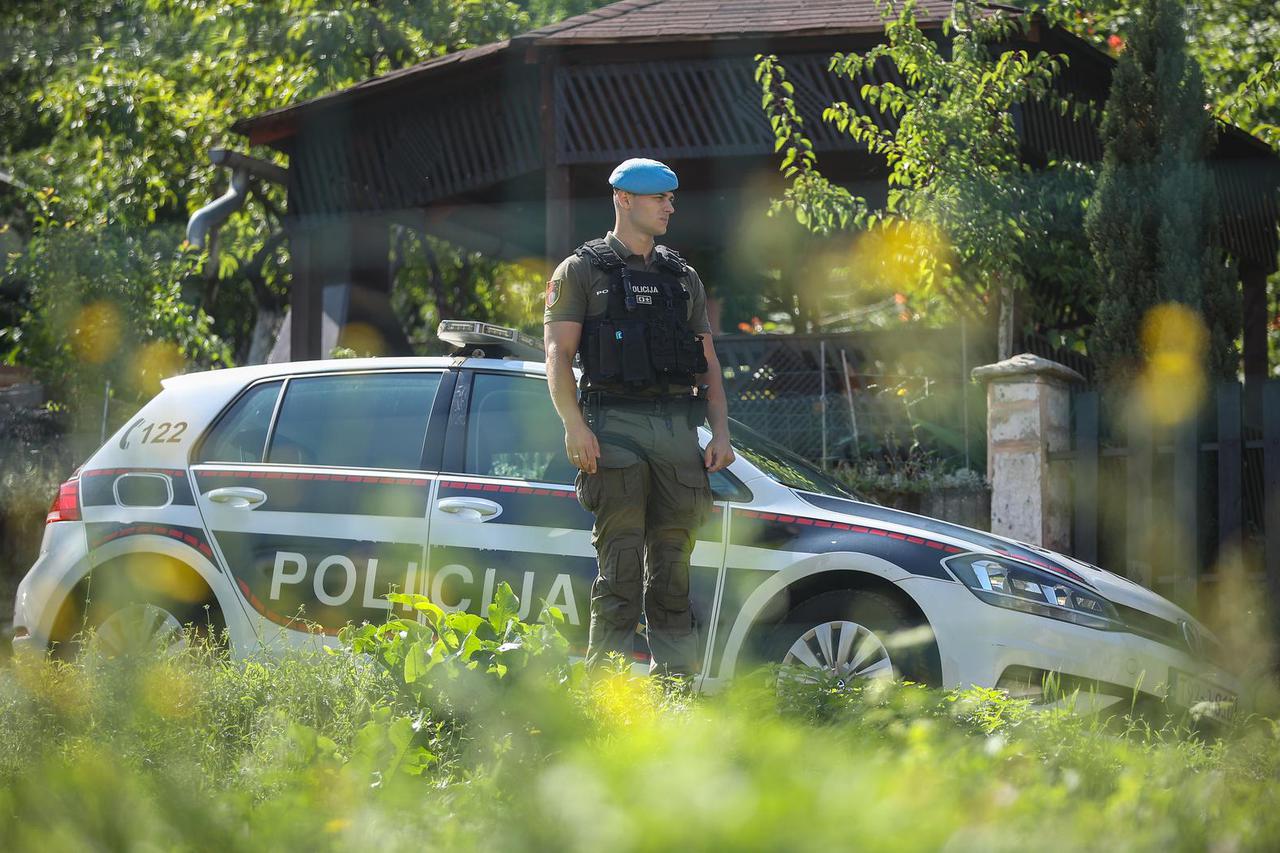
[464,372,578,484]
[728,418,863,499]
[197,380,283,463]
[708,467,750,503]
[266,372,442,470]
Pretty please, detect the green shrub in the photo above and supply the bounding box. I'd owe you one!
[2,595,1280,850]
[0,403,75,633]
[837,460,986,498]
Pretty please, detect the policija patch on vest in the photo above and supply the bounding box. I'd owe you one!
[545,279,560,308]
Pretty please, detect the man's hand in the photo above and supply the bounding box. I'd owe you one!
[566,420,601,474]
[703,433,735,473]
[696,335,733,474]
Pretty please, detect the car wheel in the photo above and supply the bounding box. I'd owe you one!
[68,557,227,659]
[94,602,189,658]
[765,589,939,687]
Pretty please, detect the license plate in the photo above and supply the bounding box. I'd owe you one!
[1169,668,1236,724]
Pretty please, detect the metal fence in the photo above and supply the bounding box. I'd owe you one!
[1051,382,1277,605]
[714,328,992,471]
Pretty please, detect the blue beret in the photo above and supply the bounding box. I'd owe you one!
[608,158,678,194]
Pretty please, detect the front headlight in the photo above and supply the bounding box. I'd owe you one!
[945,554,1122,631]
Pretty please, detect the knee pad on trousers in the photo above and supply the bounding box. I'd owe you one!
[593,531,645,627]
[643,530,693,632]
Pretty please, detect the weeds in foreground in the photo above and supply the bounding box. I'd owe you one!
[0,590,1277,851]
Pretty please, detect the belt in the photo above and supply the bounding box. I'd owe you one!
[581,391,697,414]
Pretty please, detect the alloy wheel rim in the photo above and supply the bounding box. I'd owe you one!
[95,603,187,658]
[783,620,893,685]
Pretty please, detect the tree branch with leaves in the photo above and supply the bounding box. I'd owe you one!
[758,0,1089,357]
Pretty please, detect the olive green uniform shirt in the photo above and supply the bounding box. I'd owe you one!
[543,231,711,333]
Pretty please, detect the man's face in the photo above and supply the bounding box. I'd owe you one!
[619,191,675,236]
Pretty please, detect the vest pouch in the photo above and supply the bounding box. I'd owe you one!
[647,319,679,376]
[619,320,653,385]
[595,321,622,382]
[677,331,708,375]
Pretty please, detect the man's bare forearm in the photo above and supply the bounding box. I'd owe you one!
[546,342,586,429]
[706,390,729,437]
[700,348,729,436]
[546,321,599,471]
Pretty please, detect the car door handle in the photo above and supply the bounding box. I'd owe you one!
[204,487,268,509]
[436,497,502,521]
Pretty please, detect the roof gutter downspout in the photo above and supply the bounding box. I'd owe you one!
[186,148,287,277]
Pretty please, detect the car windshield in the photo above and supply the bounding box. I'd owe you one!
[727,418,864,500]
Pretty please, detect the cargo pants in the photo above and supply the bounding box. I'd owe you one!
[575,408,712,675]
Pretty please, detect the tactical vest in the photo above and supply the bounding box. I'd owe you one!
[575,238,709,392]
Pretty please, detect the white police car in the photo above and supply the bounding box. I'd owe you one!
[14,322,1236,719]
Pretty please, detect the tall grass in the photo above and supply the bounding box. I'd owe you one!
[0,403,78,646]
[2,623,1278,851]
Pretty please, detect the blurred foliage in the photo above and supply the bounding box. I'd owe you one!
[4,216,227,403]
[2,605,1280,848]
[0,0,603,409]
[390,226,547,352]
[837,450,987,498]
[1034,0,1274,379]
[756,0,1278,365]
[756,1,1094,357]
[1025,0,1280,149]
[1085,0,1240,387]
[0,403,74,621]
[1027,0,1280,373]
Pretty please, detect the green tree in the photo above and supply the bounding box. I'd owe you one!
[390,227,547,351]
[757,0,1084,358]
[0,0,602,408]
[1025,0,1280,149]
[1084,0,1239,385]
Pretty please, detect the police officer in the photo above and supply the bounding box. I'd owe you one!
[544,158,735,675]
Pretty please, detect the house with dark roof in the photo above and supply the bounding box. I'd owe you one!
[228,0,1279,378]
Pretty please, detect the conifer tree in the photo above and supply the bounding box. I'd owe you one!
[1085,0,1239,386]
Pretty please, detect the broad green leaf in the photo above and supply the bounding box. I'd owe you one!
[488,581,520,629]
[403,640,431,684]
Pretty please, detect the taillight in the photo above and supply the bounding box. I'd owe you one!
[46,478,81,524]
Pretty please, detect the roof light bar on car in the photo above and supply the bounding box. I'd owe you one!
[437,320,544,360]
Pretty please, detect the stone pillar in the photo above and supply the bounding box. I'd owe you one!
[972,354,1084,550]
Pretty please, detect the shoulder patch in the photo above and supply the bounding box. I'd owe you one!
[545,279,561,308]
